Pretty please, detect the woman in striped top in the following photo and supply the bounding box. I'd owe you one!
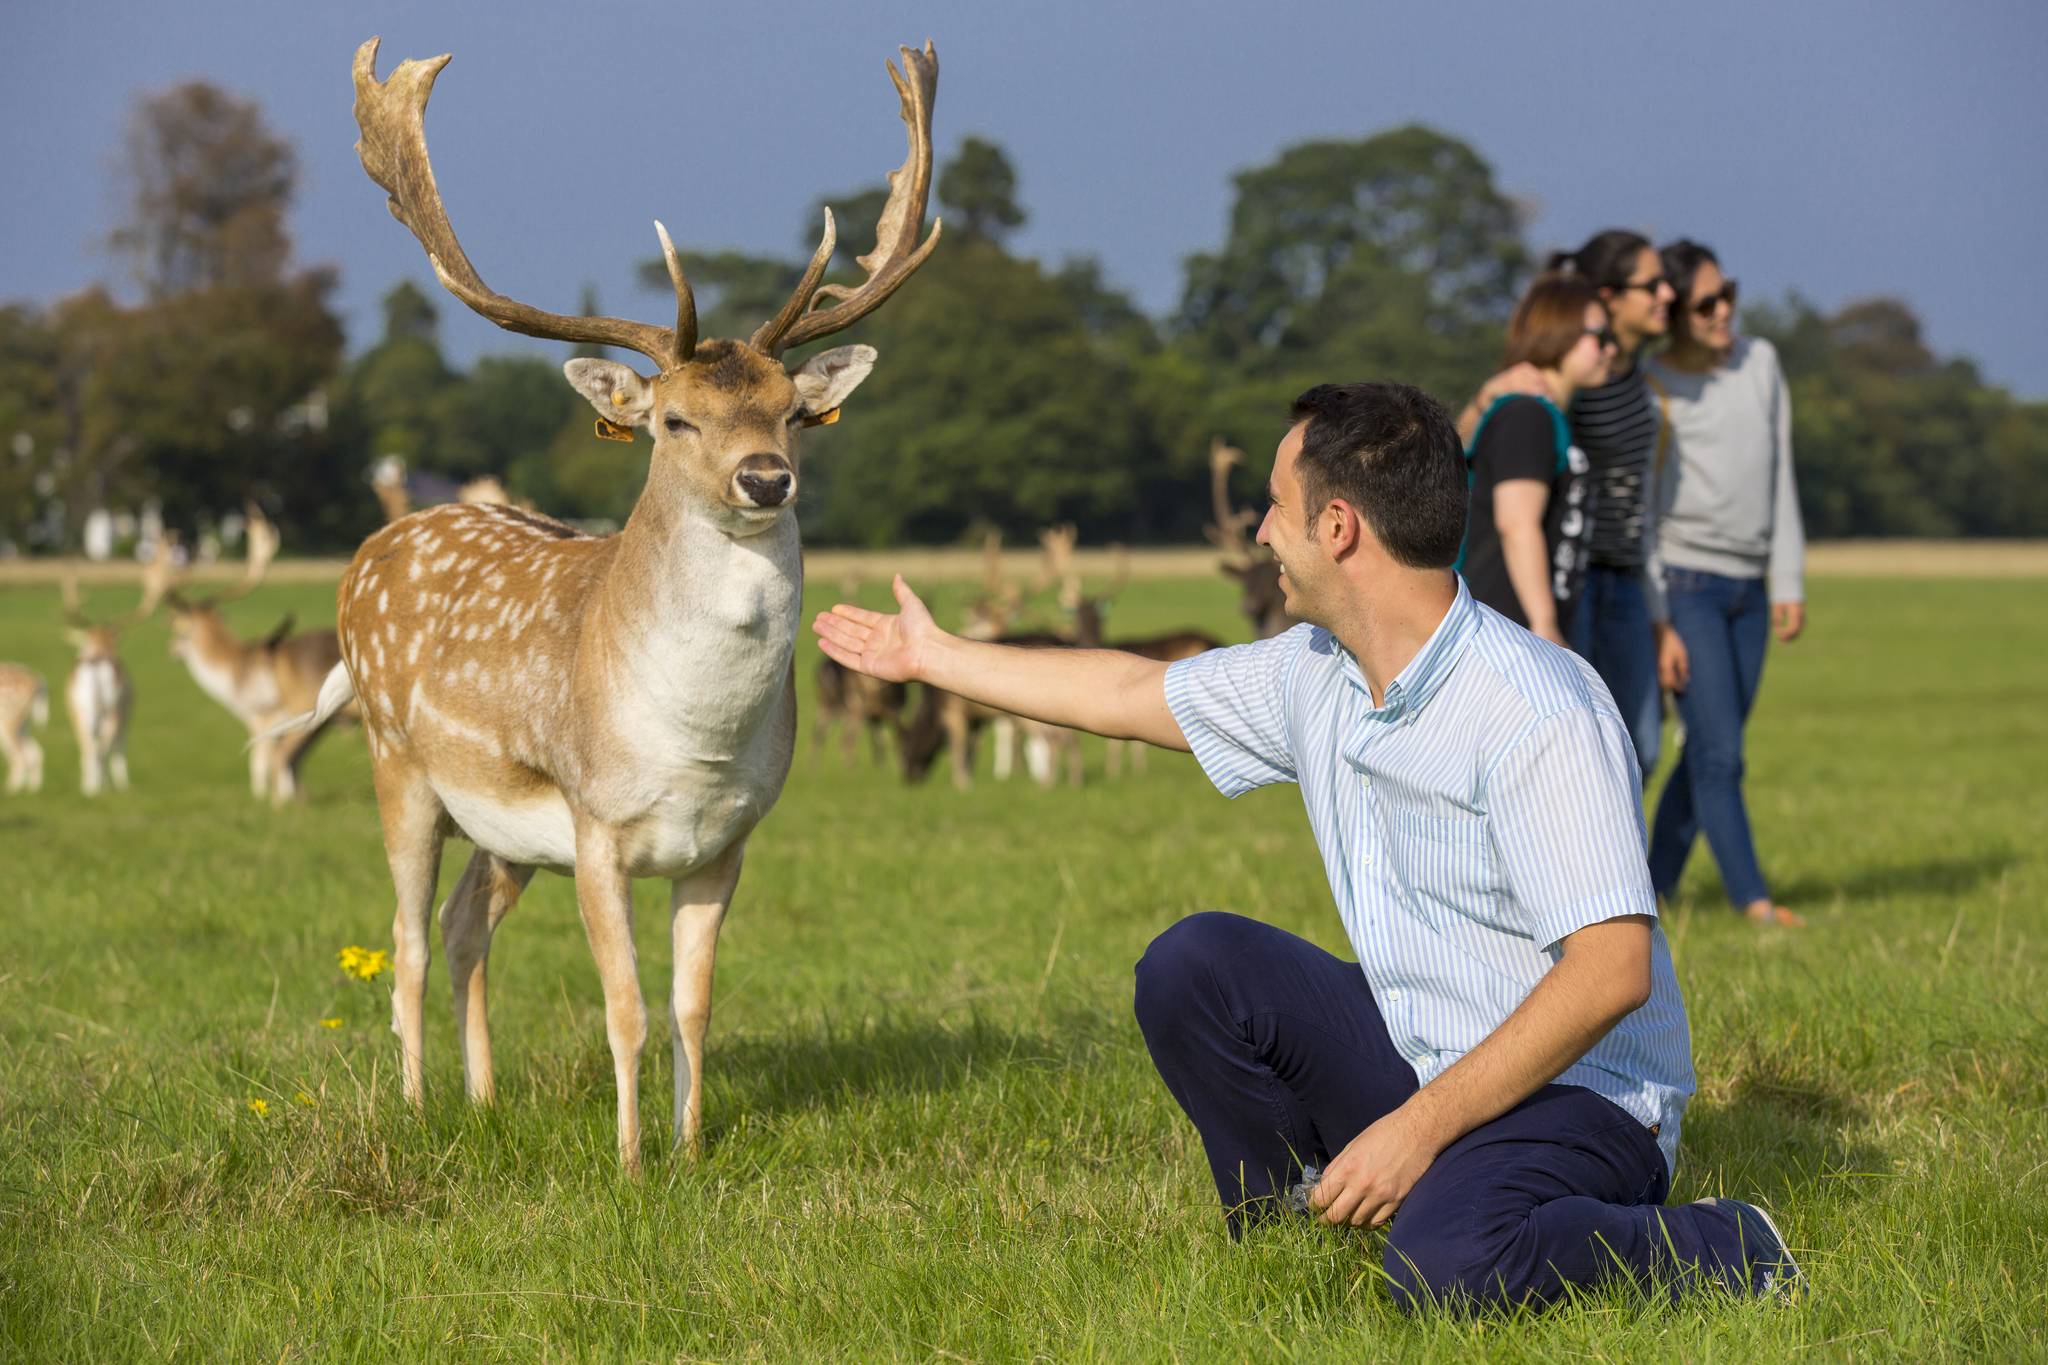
[1458,231,1677,780]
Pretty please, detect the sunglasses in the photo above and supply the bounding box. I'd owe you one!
[1691,280,1740,317]
[1584,326,1619,350]
[1615,275,1669,294]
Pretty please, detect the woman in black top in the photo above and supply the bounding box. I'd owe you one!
[1459,272,1618,642]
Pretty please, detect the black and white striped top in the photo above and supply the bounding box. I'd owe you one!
[1569,362,1660,568]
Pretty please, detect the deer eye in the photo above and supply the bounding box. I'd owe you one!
[664,414,697,435]
[786,411,805,427]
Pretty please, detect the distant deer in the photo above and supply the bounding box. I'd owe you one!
[897,630,1081,790]
[164,506,354,805]
[813,578,908,764]
[274,38,942,1170]
[0,664,47,794]
[1040,528,1222,777]
[1206,437,1294,639]
[61,551,172,796]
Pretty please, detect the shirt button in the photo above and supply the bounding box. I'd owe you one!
[1387,989,1402,1003]
[1360,774,1371,788]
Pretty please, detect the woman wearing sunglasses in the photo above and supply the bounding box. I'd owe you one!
[1457,273,1616,642]
[1457,230,1677,778]
[1644,240,1807,926]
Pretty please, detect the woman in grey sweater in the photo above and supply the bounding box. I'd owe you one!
[1645,240,1807,926]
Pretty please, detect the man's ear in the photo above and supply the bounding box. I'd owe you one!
[791,344,877,418]
[1323,498,1364,558]
[563,359,654,428]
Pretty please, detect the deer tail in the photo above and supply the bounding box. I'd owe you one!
[249,662,355,751]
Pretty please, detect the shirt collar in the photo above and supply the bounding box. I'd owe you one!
[1338,578,1480,721]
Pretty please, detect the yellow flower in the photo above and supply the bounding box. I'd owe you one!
[247,1098,269,1116]
[319,1017,343,1029]
[337,946,391,981]
[295,1090,316,1108]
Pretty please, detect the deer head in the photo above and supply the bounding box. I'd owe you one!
[352,37,942,537]
[164,505,281,661]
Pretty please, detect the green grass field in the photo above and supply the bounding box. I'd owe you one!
[1,569,2043,1360]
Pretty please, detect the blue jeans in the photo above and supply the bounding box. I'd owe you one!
[1649,568,1772,908]
[1133,912,1790,1308]
[1569,566,1662,779]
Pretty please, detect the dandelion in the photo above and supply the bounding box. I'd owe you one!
[319,1017,343,1029]
[295,1091,316,1108]
[337,945,391,981]
[247,1098,270,1116]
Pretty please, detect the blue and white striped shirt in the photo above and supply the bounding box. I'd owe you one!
[1164,580,1694,1173]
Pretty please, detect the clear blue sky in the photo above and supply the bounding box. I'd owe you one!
[4,0,2043,395]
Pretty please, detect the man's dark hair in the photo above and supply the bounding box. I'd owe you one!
[1288,382,1468,569]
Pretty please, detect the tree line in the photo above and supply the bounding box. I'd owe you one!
[2,81,2041,555]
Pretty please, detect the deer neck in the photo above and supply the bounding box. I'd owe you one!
[587,466,802,742]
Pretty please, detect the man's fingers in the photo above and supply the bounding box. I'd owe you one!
[827,602,885,628]
[812,612,873,654]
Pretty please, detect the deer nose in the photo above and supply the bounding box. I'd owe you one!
[734,454,794,508]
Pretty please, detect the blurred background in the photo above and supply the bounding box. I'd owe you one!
[1,0,2042,559]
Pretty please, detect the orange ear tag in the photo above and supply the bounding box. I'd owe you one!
[594,418,635,442]
[802,408,841,429]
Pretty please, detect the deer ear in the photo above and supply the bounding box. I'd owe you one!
[792,344,876,418]
[563,359,654,428]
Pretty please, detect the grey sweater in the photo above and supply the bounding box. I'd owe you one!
[1646,336,1806,602]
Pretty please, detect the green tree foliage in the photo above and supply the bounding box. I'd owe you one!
[937,137,1027,244]
[1745,295,2048,537]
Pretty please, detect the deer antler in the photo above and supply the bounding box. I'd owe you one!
[352,38,696,370]
[65,544,173,633]
[752,43,943,356]
[205,506,279,607]
[60,575,89,630]
[1204,437,1261,565]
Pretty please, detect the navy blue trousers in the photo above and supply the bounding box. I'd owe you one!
[1134,913,1781,1309]
[1569,565,1663,780]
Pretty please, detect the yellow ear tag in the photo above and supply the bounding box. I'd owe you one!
[802,408,841,429]
[594,418,635,442]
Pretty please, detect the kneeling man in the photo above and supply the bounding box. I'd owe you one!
[814,382,1797,1308]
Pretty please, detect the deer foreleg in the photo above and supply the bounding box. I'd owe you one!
[992,716,1016,781]
[669,845,745,1160]
[440,850,533,1105]
[376,766,447,1109]
[573,825,645,1174]
[249,734,275,800]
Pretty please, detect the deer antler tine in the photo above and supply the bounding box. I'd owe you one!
[749,210,838,355]
[60,574,89,629]
[353,38,682,369]
[652,221,698,363]
[210,506,278,606]
[762,42,942,355]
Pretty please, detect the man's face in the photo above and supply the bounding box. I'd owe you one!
[1256,423,1322,619]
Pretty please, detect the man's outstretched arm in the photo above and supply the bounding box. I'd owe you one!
[813,575,1190,751]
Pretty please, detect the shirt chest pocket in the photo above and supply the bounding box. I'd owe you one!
[1380,804,1499,925]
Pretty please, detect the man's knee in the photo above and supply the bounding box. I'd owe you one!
[1132,911,1254,1033]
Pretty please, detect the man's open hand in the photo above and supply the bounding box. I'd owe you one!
[812,575,939,684]
[1309,1106,1446,1228]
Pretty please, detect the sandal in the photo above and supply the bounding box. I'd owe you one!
[1742,901,1805,927]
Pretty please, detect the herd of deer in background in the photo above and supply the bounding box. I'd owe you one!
[1,433,1295,802]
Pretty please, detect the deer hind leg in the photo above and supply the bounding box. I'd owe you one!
[375,763,447,1109]
[105,718,129,791]
[0,729,19,792]
[440,849,533,1105]
[669,844,745,1160]
[273,727,321,806]
[22,736,41,793]
[72,707,101,796]
[1064,731,1084,788]
[947,705,975,791]
[573,824,646,1173]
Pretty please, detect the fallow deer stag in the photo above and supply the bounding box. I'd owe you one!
[61,551,172,796]
[0,663,48,794]
[1206,437,1294,640]
[164,506,353,804]
[281,37,942,1170]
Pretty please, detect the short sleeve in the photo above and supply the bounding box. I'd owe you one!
[1472,398,1560,486]
[1485,700,1657,951]
[1163,625,1309,797]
